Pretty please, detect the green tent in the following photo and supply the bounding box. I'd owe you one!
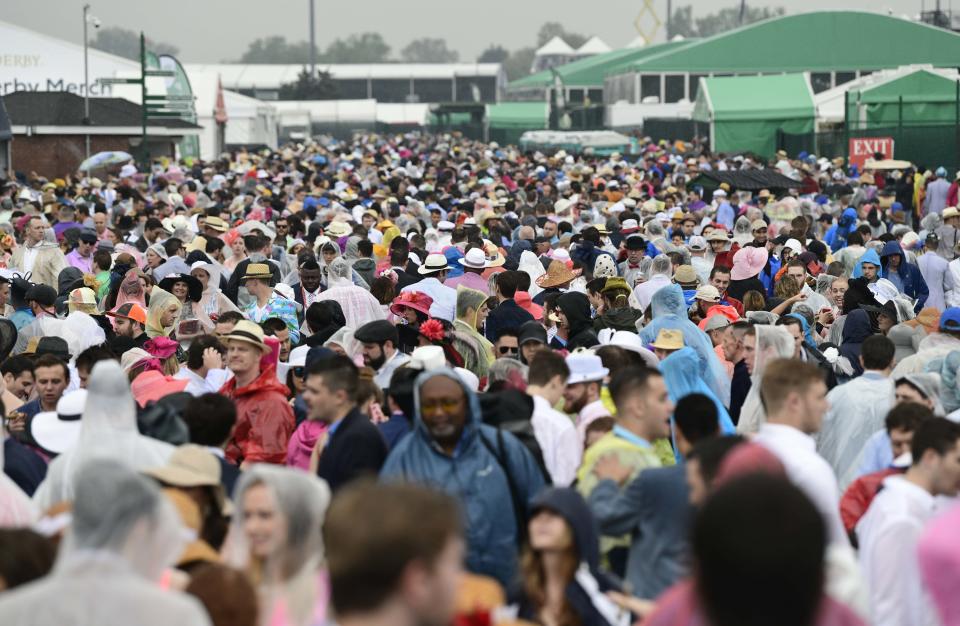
[485,102,549,145]
[693,73,815,156]
[847,70,960,127]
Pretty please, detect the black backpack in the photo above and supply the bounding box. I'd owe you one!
[478,389,551,484]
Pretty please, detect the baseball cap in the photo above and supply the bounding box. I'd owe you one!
[941,307,960,331]
[106,302,148,325]
[688,235,707,251]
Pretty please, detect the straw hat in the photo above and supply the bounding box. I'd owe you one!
[325,221,352,238]
[240,263,273,281]
[536,260,582,289]
[221,319,271,353]
[650,328,684,351]
[145,444,230,515]
[730,246,769,280]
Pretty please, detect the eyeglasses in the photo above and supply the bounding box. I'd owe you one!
[420,397,463,416]
[498,346,519,355]
[292,366,305,378]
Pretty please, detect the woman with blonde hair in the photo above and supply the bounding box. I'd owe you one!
[226,465,332,626]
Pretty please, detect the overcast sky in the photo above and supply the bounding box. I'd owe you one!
[6,0,923,63]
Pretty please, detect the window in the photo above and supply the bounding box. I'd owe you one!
[455,76,497,102]
[568,89,585,103]
[665,75,685,103]
[640,75,661,103]
[689,74,706,101]
[811,72,832,94]
[371,79,411,103]
[835,72,856,87]
[586,89,603,105]
[412,79,453,103]
[335,79,368,99]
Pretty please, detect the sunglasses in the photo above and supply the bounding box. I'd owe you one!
[292,366,305,378]
[421,397,463,416]
[498,346,519,355]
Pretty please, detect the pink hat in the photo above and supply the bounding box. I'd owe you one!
[514,291,543,320]
[730,246,769,281]
[143,336,179,360]
[390,291,434,317]
[131,370,189,408]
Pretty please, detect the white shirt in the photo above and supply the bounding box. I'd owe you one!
[531,395,581,487]
[400,277,457,321]
[633,274,671,312]
[174,366,232,397]
[856,475,940,626]
[374,350,410,390]
[21,245,39,274]
[755,422,847,545]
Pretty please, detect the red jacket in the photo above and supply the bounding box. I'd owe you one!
[222,366,296,465]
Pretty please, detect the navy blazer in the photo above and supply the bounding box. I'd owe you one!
[316,408,388,492]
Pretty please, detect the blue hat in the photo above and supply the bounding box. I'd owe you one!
[318,197,331,207]
[941,307,960,331]
[815,194,829,205]
[798,151,809,161]
[937,166,948,177]
[312,155,327,165]
[891,202,904,212]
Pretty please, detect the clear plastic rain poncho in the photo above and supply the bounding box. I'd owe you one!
[224,465,331,626]
[638,284,731,406]
[0,459,210,626]
[737,325,797,435]
[14,311,105,359]
[519,250,547,298]
[33,360,175,511]
[817,360,896,488]
[314,257,385,330]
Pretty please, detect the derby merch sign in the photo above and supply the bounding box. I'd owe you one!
[849,137,894,169]
[0,77,112,96]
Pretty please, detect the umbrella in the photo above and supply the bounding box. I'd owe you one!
[864,158,913,170]
[78,151,133,172]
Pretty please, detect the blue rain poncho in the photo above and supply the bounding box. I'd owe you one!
[660,347,736,461]
[639,284,730,407]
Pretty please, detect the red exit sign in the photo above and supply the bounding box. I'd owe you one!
[849,137,894,168]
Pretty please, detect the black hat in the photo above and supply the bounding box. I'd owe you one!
[0,319,17,362]
[36,336,70,361]
[533,236,551,245]
[78,229,98,244]
[158,273,203,302]
[24,284,57,308]
[354,320,399,346]
[518,320,547,346]
[926,232,940,246]
[625,235,646,251]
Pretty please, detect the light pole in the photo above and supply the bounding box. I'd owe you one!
[309,0,316,76]
[83,4,91,163]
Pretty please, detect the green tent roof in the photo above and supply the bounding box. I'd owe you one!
[857,70,960,103]
[507,40,689,90]
[485,102,548,128]
[693,74,814,121]
[618,11,960,74]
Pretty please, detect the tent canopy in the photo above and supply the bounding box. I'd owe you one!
[485,102,548,128]
[693,73,815,156]
[508,40,688,91]
[689,170,801,193]
[849,69,960,126]
[616,11,960,75]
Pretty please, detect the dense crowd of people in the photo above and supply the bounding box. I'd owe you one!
[0,133,959,626]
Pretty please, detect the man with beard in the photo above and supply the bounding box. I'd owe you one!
[562,352,609,446]
[354,320,410,389]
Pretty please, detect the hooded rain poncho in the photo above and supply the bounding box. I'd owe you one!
[639,284,730,407]
[0,459,210,626]
[737,325,796,434]
[145,287,182,338]
[33,361,175,511]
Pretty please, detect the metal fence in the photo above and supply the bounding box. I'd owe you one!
[778,123,960,173]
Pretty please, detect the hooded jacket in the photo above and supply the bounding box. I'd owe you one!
[381,369,545,588]
[851,248,884,281]
[593,305,643,333]
[516,488,627,626]
[824,207,858,252]
[839,309,873,377]
[880,241,929,310]
[555,291,599,350]
[222,365,296,465]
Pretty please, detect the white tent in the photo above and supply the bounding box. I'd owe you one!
[188,69,277,159]
[575,36,612,56]
[535,36,576,57]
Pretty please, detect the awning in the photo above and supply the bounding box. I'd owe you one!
[689,170,801,192]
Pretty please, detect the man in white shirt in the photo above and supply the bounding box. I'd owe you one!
[400,253,457,321]
[754,358,847,545]
[526,350,580,486]
[174,336,232,396]
[354,320,411,390]
[857,418,960,626]
[563,351,609,445]
[633,254,673,312]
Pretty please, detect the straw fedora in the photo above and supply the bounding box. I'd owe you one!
[418,252,452,275]
[221,319,271,353]
[536,260,582,289]
[240,263,273,281]
[145,444,230,515]
[650,328,684,351]
[325,221,352,238]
